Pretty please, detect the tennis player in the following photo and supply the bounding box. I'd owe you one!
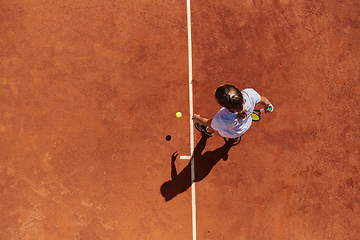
[192,84,274,141]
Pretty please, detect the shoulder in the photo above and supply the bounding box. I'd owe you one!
[211,108,229,130]
[242,88,259,95]
[214,107,228,117]
[242,88,261,103]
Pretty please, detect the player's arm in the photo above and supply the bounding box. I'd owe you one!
[171,152,178,180]
[259,96,274,112]
[192,114,212,126]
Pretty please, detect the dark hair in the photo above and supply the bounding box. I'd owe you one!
[215,84,247,119]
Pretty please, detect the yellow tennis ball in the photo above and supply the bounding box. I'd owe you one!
[176,112,182,118]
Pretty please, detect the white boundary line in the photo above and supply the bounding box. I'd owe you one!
[186,0,196,239]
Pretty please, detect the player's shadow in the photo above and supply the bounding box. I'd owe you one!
[160,134,240,201]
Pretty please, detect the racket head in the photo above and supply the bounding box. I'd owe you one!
[252,110,260,121]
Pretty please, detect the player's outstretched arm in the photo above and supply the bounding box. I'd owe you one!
[192,114,212,126]
[171,152,178,180]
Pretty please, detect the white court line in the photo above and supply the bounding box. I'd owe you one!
[186,0,196,239]
[180,156,191,160]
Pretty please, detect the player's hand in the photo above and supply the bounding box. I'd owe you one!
[192,114,200,121]
[171,152,178,162]
[265,103,274,113]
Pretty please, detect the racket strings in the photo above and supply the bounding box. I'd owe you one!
[251,111,260,121]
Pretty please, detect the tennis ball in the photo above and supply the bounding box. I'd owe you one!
[176,112,182,118]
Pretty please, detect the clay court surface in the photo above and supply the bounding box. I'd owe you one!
[1,0,360,239]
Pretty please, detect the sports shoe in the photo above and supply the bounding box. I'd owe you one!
[232,136,241,142]
[194,122,214,137]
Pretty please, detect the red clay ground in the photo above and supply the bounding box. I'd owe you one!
[1,0,360,239]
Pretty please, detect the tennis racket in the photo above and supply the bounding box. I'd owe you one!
[252,107,273,122]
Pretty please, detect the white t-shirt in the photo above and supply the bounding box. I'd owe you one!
[211,88,261,138]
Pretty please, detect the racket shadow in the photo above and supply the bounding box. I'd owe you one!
[160,134,240,202]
